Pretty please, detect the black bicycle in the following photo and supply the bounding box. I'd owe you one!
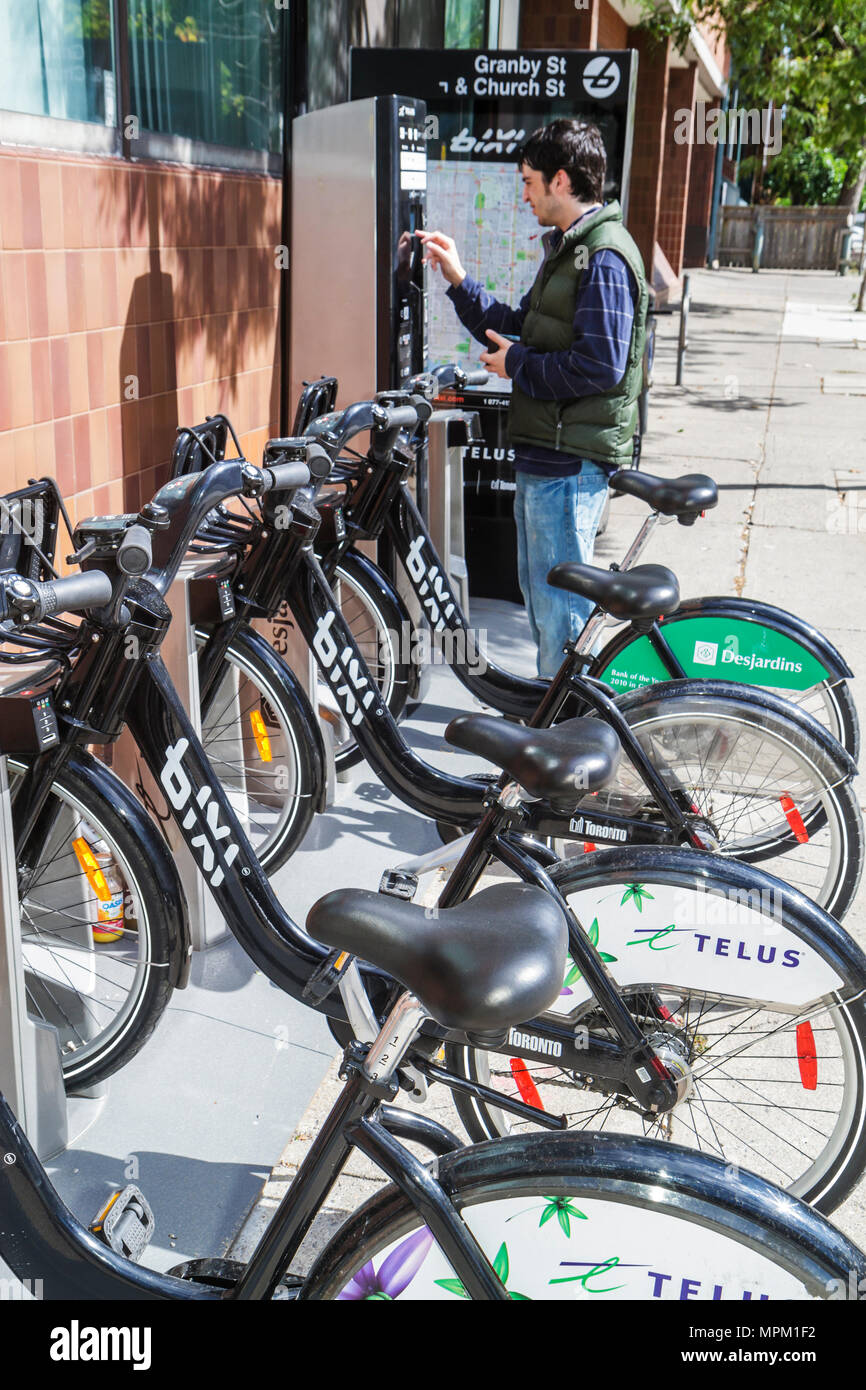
[4,440,866,1212]
[182,403,862,922]
[305,365,858,758]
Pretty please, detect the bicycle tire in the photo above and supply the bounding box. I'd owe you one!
[446,848,866,1213]
[592,683,864,920]
[772,678,861,763]
[319,551,414,773]
[196,624,324,875]
[299,1130,865,1300]
[11,750,185,1091]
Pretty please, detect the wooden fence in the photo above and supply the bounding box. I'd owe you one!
[718,206,852,270]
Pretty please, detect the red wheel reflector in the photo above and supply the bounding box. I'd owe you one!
[781,795,809,843]
[583,841,597,853]
[796,1022,818,1090]
[509,1058,544,1110]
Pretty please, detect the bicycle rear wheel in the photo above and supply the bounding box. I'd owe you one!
[300,1131,864,1300]
[588,684,864,919]
[446,849,866,1214]
[11,751,184,1090]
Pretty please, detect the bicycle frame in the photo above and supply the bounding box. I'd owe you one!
[318,454,853,718]
[195,485,719,844]
[0,1043,512,1301]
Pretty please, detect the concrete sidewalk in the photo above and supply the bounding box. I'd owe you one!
[231,267,866,1273]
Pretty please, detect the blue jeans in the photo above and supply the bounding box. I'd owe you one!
[514,463,609,678]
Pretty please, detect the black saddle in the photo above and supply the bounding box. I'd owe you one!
[608,469,718,523]
[306,883,568,1037]
[445,714,619,812]
[547,562,679,620]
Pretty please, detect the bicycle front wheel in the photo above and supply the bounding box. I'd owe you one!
[196,624,324,875]
[300,1131,864,1300]
[12,750,184,1091]
[590,683,864,919]
[447,849,866,1213]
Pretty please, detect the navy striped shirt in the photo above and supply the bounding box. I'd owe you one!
[446,212,637,475]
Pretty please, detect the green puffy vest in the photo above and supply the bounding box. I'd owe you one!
[508,201,648,468]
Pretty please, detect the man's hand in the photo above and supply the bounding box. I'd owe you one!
[415,230,466,287]
[481,329,513,380]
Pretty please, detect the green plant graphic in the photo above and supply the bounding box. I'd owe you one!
[435,1243,530,1300]
[539,1197,588,1238]
[621,884,654,912]
[563,918,618,991]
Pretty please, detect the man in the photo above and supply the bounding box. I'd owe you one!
[418,119,648,677]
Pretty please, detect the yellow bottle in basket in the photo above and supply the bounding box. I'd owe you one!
[73,830,126,944]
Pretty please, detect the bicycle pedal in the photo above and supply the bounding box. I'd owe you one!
[90,1185,155,1262]
[378,869,418,900]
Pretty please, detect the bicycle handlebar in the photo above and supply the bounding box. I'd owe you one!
[117,525,153,578]
[428,364,490,390]
[304,396,431,454]
[2,570,113,625]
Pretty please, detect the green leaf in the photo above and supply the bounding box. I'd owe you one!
[493,1242,510,1284]
[434,1277,469,1298]
[539,1205,556,1227]
[564,958,582,987]
[588,918,600,946]
[508,1291,532,1300]
[557,1208,571,1238]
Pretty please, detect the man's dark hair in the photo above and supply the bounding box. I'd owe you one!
[518,119,607,202]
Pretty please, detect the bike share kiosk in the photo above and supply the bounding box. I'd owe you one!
[290,95,444,692]
[351,49,638,602]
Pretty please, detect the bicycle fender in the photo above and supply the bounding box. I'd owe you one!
[549,846,866,1013]
[596,598,853,697]
[611,677,857,783]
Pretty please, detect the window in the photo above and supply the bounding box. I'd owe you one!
[0,0,116,125]
[127,1,284,155]
[444,0,488,48]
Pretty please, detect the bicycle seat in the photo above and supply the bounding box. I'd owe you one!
[608,469,718,521]
[444,714,620,811]
[306,882,568,1037]
[547,562,680,620]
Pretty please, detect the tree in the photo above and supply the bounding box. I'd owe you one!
[637,0,866,208]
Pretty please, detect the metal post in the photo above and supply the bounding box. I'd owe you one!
[675,274,691,387]
[0,757,71,1159]
[426,411,474,620]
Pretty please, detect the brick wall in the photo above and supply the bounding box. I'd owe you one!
[683,139,716,267]
[520,0,598,48]
[0,150,282,526]
[657,64,698,276]
[625,28,670,273]
[597,0,628,49]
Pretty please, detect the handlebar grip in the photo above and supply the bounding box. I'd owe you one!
[117,525,153,577]
[375,405,424,433]
[463,370,489,386]
[264,460,313,492]
[306,444,333,480]
[33,571,113,619]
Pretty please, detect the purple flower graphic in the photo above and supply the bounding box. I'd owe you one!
[338,1228,434,1300]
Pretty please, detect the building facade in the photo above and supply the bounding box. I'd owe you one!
[0,0,727,519]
